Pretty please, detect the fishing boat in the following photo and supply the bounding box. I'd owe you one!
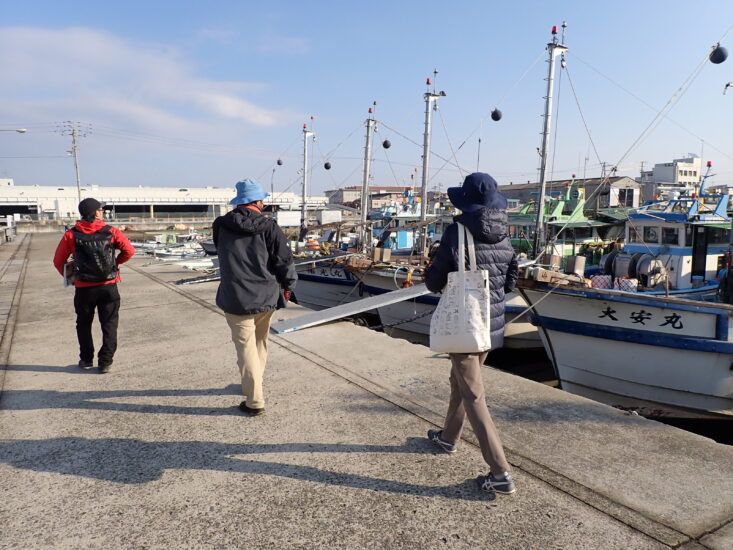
[517,274,733,418]
[515,178,733,418]
[508,181,626,264]
[294,254,367,310]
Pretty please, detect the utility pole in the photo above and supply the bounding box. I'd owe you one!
[60,122,90,205]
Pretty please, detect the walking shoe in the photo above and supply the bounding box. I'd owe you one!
[476,472,516,495]
[239,401,265,416]
[427,429,457,454]
[98,361,113,374]
[78,360,94,369]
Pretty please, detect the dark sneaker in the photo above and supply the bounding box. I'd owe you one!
[98,361,113,374]
[477,472,516,495]
[427,429,457,454]
[239,401,265,416]
[78,360,94,369]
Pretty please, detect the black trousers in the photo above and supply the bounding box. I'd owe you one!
[74,283,120,366]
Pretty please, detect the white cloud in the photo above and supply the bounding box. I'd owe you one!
[0,26,291,130]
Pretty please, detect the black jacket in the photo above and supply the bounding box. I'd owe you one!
[213,208,297,315]
[424,208,518,348]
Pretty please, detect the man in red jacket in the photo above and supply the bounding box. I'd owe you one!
[53,198,135,373]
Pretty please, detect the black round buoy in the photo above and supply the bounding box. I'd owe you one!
[276,158,283,166]
[324,162,331,170]
[382,139,391,149]
[710,44,728,64]
[491,108,502,121]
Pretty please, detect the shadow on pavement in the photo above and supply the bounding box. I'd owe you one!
[0,436,493,501]
[0,385,246,416]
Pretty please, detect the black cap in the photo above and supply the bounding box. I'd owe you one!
[78,198,104,218]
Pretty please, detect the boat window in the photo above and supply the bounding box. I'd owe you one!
[643,226,659,243]
[574,227,593,239]
[662,227,679,245]
[628,226,642,243]
[707,227,730,245]
[685,225,693,246]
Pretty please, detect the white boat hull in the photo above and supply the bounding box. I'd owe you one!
[519,284,733,418]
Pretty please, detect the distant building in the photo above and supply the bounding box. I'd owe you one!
[326,186,415,208]
[636,155,702,201]
[0,182,328,220]
[498,176,641,209]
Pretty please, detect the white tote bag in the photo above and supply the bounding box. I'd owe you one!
[429,223,491,353]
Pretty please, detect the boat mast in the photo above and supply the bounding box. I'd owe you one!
[533,25,568,258]
[420,72,445,260]
[360,107,376,252]
[301,123,315,240]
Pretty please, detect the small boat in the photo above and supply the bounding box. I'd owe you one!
[200,239,217,256]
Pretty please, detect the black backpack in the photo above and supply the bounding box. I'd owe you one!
[73,226,118,282]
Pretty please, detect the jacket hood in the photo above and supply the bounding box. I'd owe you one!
[74,219,109,234]
[221,207,273,235]
[454,207,509,245]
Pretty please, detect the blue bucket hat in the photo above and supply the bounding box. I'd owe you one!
[447,172,507,212]
[230,179,269,205]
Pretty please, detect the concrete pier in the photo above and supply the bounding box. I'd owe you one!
[1,233,732,549]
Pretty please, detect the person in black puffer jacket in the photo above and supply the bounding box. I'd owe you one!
[424,172,519,496]
[213,179,296,416]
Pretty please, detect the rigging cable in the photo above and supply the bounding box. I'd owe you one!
[255,134,301,181]
[377,121,462,171]
[378,131,404,187]
[437,108,466,181]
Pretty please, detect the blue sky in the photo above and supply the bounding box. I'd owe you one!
[0,1,732,196]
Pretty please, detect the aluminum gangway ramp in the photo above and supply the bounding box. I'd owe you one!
[271,283,432,334]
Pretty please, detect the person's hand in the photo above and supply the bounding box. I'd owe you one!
[283,290,291,301]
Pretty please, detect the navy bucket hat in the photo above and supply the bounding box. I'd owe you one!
[447,172,508,212]
[230,179,269,205]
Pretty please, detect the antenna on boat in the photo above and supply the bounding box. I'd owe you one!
[533,25,568,259]
[420,71,446,261]
[300,121,316,241]
[359,103,377,252]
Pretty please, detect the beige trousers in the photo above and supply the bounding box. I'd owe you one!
[225,310,275,409]
[441,351,511,474]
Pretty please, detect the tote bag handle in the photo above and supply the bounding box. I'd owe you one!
[456,223,477,273]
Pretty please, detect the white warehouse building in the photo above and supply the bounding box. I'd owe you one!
[0,180,328,221]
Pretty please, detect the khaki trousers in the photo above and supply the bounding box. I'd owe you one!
[225,310,275,409]
[441,351,511,474]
